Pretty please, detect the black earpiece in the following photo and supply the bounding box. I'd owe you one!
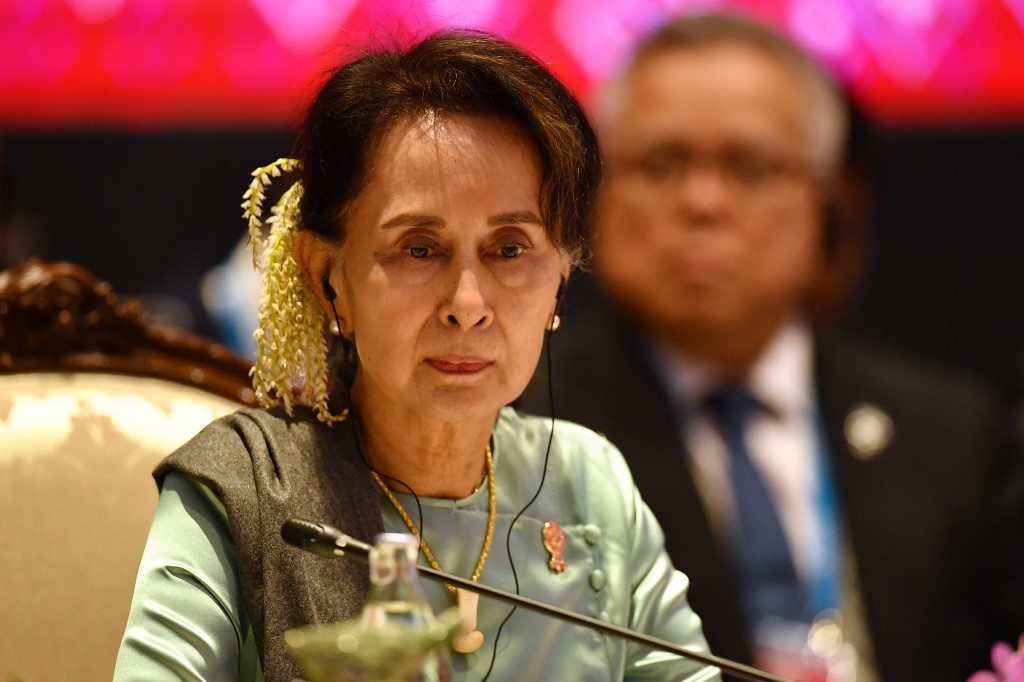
[321,274,345,338]
[321,275,337,301]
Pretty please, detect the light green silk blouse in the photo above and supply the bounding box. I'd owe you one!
[114,407,721,682]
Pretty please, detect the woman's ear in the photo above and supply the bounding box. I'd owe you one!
[294,231,345,325]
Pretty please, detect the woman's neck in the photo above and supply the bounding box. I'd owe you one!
[351,382,497,499]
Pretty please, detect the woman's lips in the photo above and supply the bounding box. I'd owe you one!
[426,357,494,374]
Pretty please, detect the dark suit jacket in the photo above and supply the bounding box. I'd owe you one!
[518,296,1023,682]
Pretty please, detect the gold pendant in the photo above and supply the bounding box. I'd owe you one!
[452,588,484,654]
[542,522,566,572]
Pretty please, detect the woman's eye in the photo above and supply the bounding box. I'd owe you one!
[498,243,525,259]
[406,245,432,259]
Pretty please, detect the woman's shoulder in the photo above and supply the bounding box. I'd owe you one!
[205,403,324,429]
[498,408,642,531]
[158,405,353,488]
[501,405,613,445]
[178,404,338,449]
[498,406,631,476]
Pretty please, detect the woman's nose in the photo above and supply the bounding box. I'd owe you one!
[440,267,493,330]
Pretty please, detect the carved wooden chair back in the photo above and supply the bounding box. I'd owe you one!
[0,258,257,681]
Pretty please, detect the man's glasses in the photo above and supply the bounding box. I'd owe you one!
[610,144,816,196]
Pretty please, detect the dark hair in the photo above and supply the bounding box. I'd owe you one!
[294,30,602,261]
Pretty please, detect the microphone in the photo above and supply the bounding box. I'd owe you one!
[281,518,371,559]
[281,518,793,682]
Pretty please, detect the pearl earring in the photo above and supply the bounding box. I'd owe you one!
[329,320,341,336]
[547,314,561,332]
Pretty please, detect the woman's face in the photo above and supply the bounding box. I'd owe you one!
[329,113,566,424]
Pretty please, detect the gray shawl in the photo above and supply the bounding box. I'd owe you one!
[155,406,384,681]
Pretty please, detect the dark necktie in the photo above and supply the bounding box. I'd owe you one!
[704,387,805,629]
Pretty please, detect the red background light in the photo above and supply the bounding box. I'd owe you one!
[4,0,1024,129]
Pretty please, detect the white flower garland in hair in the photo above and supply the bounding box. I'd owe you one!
[241,158,347,425]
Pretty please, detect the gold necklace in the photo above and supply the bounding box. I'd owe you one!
[369,444,495,654]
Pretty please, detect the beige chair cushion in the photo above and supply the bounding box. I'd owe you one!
[0,372,243,682]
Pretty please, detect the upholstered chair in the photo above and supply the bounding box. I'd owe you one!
[0,259,257,681]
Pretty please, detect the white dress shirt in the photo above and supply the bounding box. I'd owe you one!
[646,319,826,590]
[647,321,879,681]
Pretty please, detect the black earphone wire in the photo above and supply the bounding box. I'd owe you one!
[348,407,427,556]
[327,272,561,680]
[323,275,427,551]
[479,291,561,681]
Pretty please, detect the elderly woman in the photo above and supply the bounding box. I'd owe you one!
[114,31,718,682]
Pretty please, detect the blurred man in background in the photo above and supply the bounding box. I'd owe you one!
[520,13,1022,682]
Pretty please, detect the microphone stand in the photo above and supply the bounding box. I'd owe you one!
[282,518,793,682]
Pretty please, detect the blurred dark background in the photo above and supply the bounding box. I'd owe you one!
[4,125,1022,383]
[2,1,1023,384]
[2,130,292,340]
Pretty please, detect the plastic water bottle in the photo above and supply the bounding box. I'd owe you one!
[361,532,453,682]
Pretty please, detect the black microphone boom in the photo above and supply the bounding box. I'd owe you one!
[281,518,792,682]
[281,518,359,559]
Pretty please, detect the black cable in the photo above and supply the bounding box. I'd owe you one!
[325,288,424,533]
[338,286,561,681]
[479,320,559,681]
[348,409,426,554]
